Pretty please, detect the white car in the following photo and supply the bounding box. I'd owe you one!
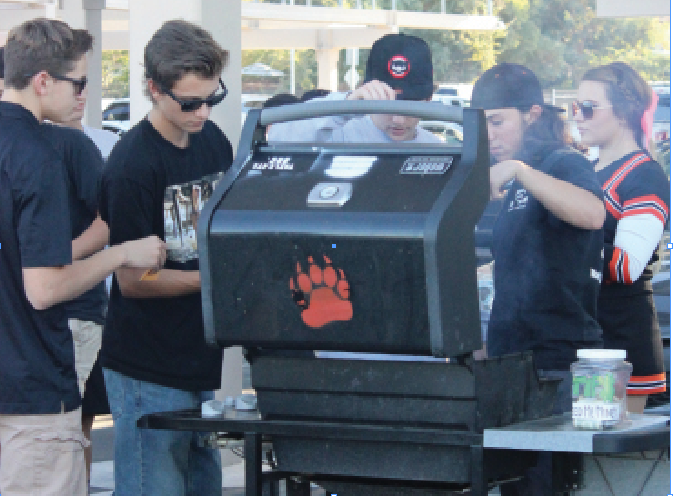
[432,95,470,108]
[102,98,130,135]
[419,120,464,145]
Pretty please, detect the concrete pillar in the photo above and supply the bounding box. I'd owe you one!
[200,0,243,155]
[84,0,104,128]
[316,48,340,92]
[128,1,200,124]
[58,0,86,28]
[596,0,669,16]
[199,1,244,418]
[56,0,103,128]
[129,0,243,414]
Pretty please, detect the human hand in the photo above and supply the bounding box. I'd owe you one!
[489,160,526,200]
[346,80,398,101]
[121,236,166,271]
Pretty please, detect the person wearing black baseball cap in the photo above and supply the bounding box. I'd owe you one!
[268,33,441,143]
[472,63,606,495]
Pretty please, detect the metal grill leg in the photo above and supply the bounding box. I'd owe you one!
[245,432,263,496]
[471,444,488,496]
[261,473,280,496]
[285,477,312,496]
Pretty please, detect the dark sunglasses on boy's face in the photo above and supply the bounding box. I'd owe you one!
[163,79,228,112]
[571,100,612,120]
[51,74,88,96]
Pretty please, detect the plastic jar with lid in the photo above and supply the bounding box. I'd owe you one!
[570,349,632,430]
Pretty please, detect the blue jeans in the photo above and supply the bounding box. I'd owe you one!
[103,368,222,496]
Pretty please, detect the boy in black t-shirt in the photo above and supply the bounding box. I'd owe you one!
[0,19,164,496]
[98,20,232,496]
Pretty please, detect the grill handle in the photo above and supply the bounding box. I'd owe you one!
[260,100,465,126]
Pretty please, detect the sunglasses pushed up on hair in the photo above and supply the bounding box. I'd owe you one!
[571,100,612,120]
[163,79,228,112]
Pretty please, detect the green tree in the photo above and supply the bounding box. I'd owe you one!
[495,0,669,88]
[101,50,130,98]
[241,0,669,92]
[242,49,318,95]
[401,0,502,84]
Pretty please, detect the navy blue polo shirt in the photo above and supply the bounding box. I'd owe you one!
[42,124,107,325]
[487,146,604,371]
[0,102,80,414]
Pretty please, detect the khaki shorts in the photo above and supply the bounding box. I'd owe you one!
[68,319,103,397]
[0,407,88,496]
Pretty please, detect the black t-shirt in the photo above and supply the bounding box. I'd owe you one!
[99,118,233,391]
[42,124,107,324]
[597,151,670,297]
[487,146,604,371]
[0,102,80,414]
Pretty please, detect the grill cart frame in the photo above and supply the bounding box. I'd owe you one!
[138,101,669,496]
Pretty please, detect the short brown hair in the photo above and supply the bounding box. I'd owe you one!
[143,19,228,99]
[4,18,93,90]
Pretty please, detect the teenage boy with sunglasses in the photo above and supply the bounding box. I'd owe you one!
[98,19,232,496]
[0,18,165,496]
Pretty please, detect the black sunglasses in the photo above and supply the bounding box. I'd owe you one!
[571,100,612,120]
[163,79,228,112]
[51,74,88,96]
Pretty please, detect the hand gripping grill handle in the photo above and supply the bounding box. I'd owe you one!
[259,100,465,127]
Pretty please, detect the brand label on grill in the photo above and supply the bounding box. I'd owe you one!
[400,156,454,175]
[252,157,294,170]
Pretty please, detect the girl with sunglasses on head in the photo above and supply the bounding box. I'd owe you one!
[575,62,670,413]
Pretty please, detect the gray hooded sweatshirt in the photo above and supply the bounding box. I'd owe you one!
[267,92,442,144]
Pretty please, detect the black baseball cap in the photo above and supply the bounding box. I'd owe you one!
[471,62,563,112]
[364,33,434,101]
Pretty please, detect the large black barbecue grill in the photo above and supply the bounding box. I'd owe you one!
[198,101,558,492]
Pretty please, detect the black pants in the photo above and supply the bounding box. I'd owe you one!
[500,370,573,496]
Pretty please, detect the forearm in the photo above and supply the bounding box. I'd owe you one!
[23,245,127,310]
[604,213,665,283]
[116,267,201,298]
[516,165,605,230]
[72,216,109,260]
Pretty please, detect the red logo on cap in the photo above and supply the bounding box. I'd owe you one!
[388,55,410,79]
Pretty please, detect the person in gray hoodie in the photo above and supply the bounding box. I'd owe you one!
[268,33,441,144]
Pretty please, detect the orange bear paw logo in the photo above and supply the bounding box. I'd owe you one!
[289,255,353,328]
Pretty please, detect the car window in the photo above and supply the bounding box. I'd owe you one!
[655,98,670,122]
[445,129,463,145]
[103,101,130,121]
[436,88,458,96]
[113,107,130,121]
[422,125,446,141]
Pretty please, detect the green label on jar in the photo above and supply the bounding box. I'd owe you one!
[572,372,615,402]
